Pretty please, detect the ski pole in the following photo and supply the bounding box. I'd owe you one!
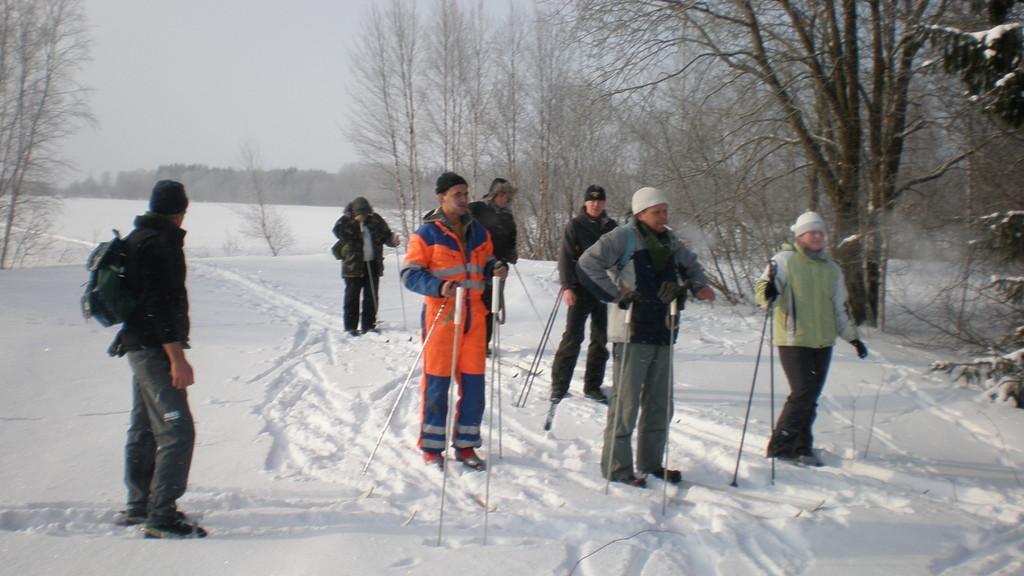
[766,259,778,485]
[514,287,563,408]
[437,286,465,547]
[493,279,505,459]
[395,247,407,331]
[361,298,450,475]
[769,296,776,485]
[662,298,678,515]
[605,302,633,495]
[511,262,544,323]
[360,223,380,331]
[484,279,503,544]
[729,301,772,488]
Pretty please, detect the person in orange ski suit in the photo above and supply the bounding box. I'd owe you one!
[402,172,508,470]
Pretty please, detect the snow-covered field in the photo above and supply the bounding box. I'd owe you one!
[1,198,1022,575]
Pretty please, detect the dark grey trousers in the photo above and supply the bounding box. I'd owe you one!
[601,342,672,481]
[124,348,195,525]
[550,290,610,398]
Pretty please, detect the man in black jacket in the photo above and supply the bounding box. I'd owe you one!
[549,185,618,403]
[332,197,400,335]
[112,180,205,538]
[468,178,518,351]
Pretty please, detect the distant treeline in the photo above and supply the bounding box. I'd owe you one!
[59,163,400,209]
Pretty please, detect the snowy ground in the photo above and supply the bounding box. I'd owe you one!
[1,198,1023,575]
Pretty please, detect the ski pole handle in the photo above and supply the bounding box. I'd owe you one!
[491,280,501,314]
[454,286,465,326]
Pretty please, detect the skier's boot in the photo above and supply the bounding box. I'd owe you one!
[422,451,445,470]
[642,467,683,484]
[455,448,487,471]
[143,517,207,539]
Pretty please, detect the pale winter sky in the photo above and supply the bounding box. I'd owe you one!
[59,0,376,185]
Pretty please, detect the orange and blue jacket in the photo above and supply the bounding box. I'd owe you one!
[402,208,495,332]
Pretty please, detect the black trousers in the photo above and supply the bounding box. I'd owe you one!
[343,274,380,332]
[766,346,833,458]
[549,289,610,398]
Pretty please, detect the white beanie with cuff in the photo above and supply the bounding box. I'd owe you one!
[790,211,827,237]
[631,187,669,215]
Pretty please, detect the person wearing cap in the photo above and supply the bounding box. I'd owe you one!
[577,186,715,487]
[402,172,508,470]
[755,211,868,466]
[468,178,518,353]
[549,184,618,404]
[332,196,400,335]
[111,180,206,538]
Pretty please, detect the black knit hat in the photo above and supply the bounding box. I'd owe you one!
[435,171,468,195]
[150,180,189,215]
[584,184,606,202]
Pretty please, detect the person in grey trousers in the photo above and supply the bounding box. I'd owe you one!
[109,180,206,538]
[576,187,716,487]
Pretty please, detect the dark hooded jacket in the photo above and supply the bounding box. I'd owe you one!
[332,197,398,277]
[468,181,517,263]
[116,212,189,352]
[558,206,617,290]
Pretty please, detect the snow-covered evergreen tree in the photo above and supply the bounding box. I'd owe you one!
[923,0,1024,127]
[933,211,1024,407]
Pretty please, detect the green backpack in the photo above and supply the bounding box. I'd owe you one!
[81,230,138,327]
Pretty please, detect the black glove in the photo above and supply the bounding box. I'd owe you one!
[763,280,778,302]
[657,281,686,304]
[493,260,508,273]
[617,290,640,310]
[851,339,868,359]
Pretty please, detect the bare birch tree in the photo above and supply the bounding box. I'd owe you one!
[564,0,970,325]
[238,143,293,256]
[0,0,90,269]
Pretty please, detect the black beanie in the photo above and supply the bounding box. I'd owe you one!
[435,171,468,195]
[150,180,189,215]
[584,184,606,202]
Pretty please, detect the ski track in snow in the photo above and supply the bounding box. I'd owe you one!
[4,223,1024,574]
[173,260,1024,573]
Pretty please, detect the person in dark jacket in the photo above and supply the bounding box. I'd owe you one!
[468,178,518,351]
[332,197,400,335]
[549,185,618,403]
[111,180,206,538]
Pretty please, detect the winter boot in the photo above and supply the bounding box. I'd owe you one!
[611,474,647,488]
[455,448,486,471]
[794,452,823,467]
[115,509,186,527]
[143,518,207,539]
[422,451,444,470]
[642,467,683,484]
[583,389,608,404]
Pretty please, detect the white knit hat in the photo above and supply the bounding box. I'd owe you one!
[631,187,669,215]
[790,211,827,237]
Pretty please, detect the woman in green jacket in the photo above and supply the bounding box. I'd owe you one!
[755,211,868,466]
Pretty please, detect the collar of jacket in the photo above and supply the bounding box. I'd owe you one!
[576,205,611,225]
[626,215,679,249]
[424,207,473,234]
[135,212,186,243]
[784,241,829,261]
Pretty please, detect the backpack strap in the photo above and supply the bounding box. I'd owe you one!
[616,226,636,272]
